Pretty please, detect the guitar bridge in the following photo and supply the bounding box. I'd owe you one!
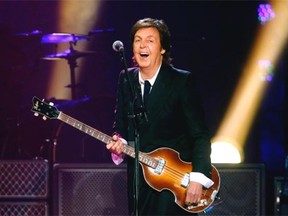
[187,199,208,210]
[154,158,165,174]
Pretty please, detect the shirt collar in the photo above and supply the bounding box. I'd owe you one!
[139,63,162,86]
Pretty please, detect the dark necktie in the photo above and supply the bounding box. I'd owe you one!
[143,80,151,107]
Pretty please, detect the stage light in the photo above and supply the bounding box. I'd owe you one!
[211,141,242,163]
[258,3,275,25]
[258,59,274,82]
[211,0,288,163]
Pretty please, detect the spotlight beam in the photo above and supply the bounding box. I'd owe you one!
[212,0,288,162]
[46,1,101,100]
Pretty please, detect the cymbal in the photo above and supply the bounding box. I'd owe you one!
[41,33,89,44]
[42,49,96,60]
[16,30,43,37]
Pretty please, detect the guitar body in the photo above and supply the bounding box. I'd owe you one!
[141,147,220,213]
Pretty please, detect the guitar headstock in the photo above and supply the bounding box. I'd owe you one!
[31,96,60,119]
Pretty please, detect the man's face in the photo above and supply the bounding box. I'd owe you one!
[133,27,165,70]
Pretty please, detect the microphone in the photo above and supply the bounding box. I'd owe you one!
[112,40,124,52]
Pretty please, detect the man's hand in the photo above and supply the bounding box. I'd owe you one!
[185,181,203,206]
[106,134,124,155]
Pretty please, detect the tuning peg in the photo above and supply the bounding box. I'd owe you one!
[34,113,39,117]
[49,102,54,106]
[43,116,47,120]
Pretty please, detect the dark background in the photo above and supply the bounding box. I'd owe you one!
[0,1,287,215]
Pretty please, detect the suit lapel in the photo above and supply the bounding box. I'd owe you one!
[146,64,174,121]
[130,67,143,109]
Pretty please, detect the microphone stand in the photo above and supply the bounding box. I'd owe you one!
[280,154,288,214]
[118,48,140,216]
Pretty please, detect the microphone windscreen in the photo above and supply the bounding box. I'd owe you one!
[112,40,124,52]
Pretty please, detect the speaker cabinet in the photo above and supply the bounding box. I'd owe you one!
[0,202,48,216]
[200,163,265,216]
[53,163,128,216]
[0,160,49,199]
[53,163,265,216]
[0,160,49,215]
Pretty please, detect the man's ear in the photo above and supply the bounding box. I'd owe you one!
[161,49,166,54]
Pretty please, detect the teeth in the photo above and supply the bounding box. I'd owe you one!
[140,52,149,56]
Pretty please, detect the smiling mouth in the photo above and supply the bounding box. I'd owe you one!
[140,52,149,57]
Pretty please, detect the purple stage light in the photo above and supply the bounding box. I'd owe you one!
[258,3,275,24]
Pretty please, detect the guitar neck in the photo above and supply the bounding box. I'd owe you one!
[58,112,158,169]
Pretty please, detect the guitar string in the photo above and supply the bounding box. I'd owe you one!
[60,114,111,142]
[60,112,184,181]
[163,165,217,195]
[160,164,187,182]
[58,113,215,196]
[164,166,212,200]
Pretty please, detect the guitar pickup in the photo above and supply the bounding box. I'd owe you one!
[154,158,165,174]
[181,173,190,187]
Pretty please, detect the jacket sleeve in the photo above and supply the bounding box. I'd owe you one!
[113,70,128,139]
[181,71,212,178]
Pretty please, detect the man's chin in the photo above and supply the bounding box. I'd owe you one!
[138,63,149,68]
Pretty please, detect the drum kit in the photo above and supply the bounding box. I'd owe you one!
[41,32,97,100]
[2,30,113,162]
[16,30,98,99]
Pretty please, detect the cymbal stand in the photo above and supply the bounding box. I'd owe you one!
[66,42,78,100]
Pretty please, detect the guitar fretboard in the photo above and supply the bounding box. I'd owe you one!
[58,112,158,169]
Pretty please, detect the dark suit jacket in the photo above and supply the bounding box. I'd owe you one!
[113,61,212,215]
[114,62,211,175]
